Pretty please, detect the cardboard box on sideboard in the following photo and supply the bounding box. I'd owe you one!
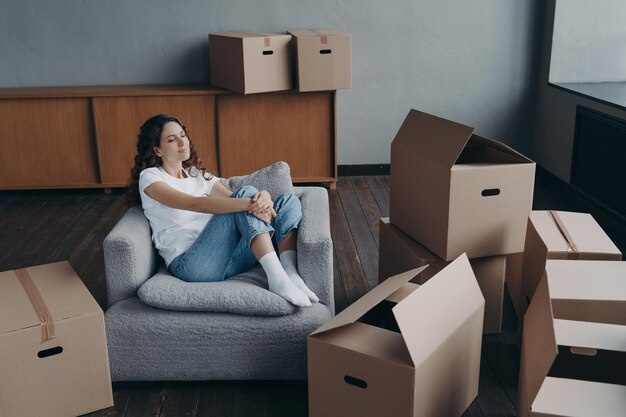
[389,109,536,261]
[308,254,484,417]
[0,261,113,417]
[517,210,621,319]
[379,217,504,335]
[517,259,626,417]
[209,32,292,94]
[287,29,351,92]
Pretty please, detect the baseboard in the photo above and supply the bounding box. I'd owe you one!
[338,164,390,176]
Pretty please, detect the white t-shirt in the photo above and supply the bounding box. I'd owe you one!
[139,167,220,266]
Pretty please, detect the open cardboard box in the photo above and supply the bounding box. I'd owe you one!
[379,217,504,334]
[518,210,621,319]
[308,254,484,417]
[209,31,292,94]
[0,261,113,417]
[287,29,351,92]
[518,259,626,417]
[390,109,535,261]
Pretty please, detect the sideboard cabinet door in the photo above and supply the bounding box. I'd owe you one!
[217,92,334,180]
[92,95,218,186]
[0,98,98,188]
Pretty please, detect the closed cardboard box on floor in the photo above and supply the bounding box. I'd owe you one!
[390,109,535,261]
[0,262,113,417]
[308,254,484,417]
[288,29,351,92]
[209,32,292,94]
[518,260,626,417]
[379,217,504,334]
[518,210,621,318]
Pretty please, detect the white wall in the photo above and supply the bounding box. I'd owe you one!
[550,0,626,83]
[0,0,539,164]
[532,0,626,181]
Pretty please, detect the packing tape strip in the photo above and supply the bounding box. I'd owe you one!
[312,30,329,44]
[14,268,55,342]
[548,210,580,260]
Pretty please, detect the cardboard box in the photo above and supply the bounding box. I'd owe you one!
[518,260,626,417]
[389,109,536,261]
[209,31,292,94]
[379,217,504,334]
[518,210,621,318]
[287,29,351,92]
[308,254,484,417]
[0,262,113,417]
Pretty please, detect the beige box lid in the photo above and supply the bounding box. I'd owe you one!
[531,377,626,417]
[546,259,626,302]
[288,29,349,38]
[0,261,102,335]
[530,210,621,256]
[210,31,290,40]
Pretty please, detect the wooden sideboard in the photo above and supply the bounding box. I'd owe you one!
[0,84,337,190]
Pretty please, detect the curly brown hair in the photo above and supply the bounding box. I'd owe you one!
[126,114,213,207]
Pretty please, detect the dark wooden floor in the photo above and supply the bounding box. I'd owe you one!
[1,171,625,417]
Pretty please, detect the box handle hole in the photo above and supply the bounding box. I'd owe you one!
[570,346,598,356]
[344,375,367,389]
[320,49,332,55]
[262,50,274,55]
[38,346,63,358]
[481,188,500,197]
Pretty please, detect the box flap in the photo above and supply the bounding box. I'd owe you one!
[288,29,348,38]
[520,273,559,415]
[532,377,626,417]
[310,266,428,336]
[0,261,102,334]
[546,259,626,301]
[466,135,533,164]
[553,319,626,352]
[391,109,474,169]
[392,253,484,367]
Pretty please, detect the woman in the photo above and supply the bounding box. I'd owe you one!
[127,114,318,307]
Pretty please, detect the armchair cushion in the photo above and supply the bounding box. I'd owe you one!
[137,266,297,316]
[220,161,294,200]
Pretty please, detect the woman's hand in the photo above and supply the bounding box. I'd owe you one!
[253,210,274,224]
[248,190,274,216]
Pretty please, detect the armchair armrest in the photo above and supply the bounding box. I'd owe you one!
[103,206,158,307]
[294,186,334,315]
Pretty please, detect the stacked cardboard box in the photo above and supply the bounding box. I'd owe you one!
[518,259,626,417]
[209,29,351,94]
[0,261,113,417]
[506,210,621,322]
[308,255,485,417]
[379,217,505,334]
[382,108,536,335]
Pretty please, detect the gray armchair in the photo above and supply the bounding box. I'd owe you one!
[103,186,334,381]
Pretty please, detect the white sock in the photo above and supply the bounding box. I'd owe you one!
[259,252,311,307]
[279,250,319,303]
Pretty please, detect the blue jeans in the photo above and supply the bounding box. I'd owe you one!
[169,185,302,282]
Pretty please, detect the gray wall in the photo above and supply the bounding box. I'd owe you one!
[531,0,626,182]
[1,0,540,164]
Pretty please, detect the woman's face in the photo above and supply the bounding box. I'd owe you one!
[154,122,190,164]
